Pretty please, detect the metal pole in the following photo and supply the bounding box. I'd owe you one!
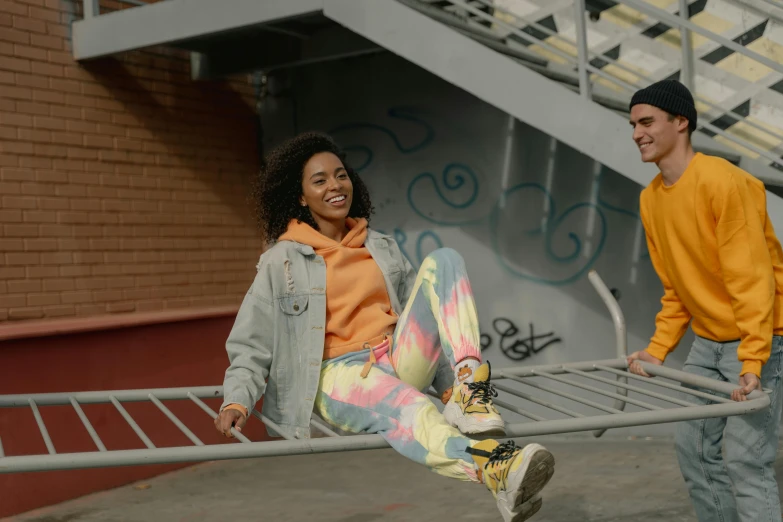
[70,397,107,452]
[310,416,340,438]
[563,367,695,407]
[639,361,770,399]
[494,383,585,418]
[251,409,295,441]
[500,358,627,377]
[678,0,695,91]
[588,271,627,359]
[0,386,224,407]
[499,373,624,414]
[446,0,577,64]
[596,365,733,403]
[493,397,547,422]
[186,393,251,444]
[572,0,592,99]
[618,0,783,75]
[83,0,98,18]
[533,369,663,410]
[0,394,769,474]
[448,0,783,163]
[477,0,781,142]
[29,399,56,455]
[587,270,628,437]
[110,396,155,449]
[149,394,204,447]
[425,389,546,421]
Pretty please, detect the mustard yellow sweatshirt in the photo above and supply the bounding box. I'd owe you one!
[640,153,783,377]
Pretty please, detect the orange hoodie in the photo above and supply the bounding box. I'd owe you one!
[279,217,398,360]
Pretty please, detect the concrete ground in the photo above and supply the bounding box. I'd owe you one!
[4,434,740,522]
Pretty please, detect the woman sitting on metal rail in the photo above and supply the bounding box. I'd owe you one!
[213,132,555,522]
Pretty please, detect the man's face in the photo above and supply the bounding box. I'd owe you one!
[629,104,688,163]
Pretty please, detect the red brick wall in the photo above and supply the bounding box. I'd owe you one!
[0,0,263,322]
[0,312,270,518]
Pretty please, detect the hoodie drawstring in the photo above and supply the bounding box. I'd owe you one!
[360,334,393,378]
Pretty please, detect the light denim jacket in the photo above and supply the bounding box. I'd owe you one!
[220,229,455,439]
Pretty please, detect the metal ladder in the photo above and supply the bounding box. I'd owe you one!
[0,272,770,474]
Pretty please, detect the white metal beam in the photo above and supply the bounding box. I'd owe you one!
[71,0,325,61]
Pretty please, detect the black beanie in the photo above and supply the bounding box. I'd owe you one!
[630,79,697,131]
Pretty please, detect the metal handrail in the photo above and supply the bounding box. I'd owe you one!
[471,0,783,146]
[587,270,628,438]
[439,0,783,169]
[620,0,783,75]
[0,271,771,473]
[0,357,770,473]
[729,0,783,23]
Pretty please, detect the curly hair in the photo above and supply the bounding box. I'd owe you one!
[253,131,374,243]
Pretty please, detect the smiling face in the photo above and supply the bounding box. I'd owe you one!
[630,104,689,164]
[299,151,354,226]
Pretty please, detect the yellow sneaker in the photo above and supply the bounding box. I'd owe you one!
[443,361,505,435]
[468,440,555,522]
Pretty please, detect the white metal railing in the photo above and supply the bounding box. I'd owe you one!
[0,271,771,473]
[424,0,783,170]
[0,362,770,473]
[477,0,781,141]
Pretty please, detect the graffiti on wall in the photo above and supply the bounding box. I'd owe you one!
[480,317,562,361]
[407,165,610,285]
[330,106,647,286]
[595,167,650,260]
[374,228,445,268]
[330,107,435,172]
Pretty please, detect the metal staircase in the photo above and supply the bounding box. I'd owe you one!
[72,0,783,190]
[414,0,783,174]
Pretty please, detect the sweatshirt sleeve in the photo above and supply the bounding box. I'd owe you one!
[640,196,692,361]
[714,174,775,377]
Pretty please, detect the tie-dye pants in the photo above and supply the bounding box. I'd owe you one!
[314,247,484,482]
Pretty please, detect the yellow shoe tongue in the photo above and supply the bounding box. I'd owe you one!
[473,363,490,382]
[469,438,499,469]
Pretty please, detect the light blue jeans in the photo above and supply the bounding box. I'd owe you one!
[675,335,783,522]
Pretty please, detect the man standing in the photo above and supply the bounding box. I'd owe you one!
[626,79,783,522]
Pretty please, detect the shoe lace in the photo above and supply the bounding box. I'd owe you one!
[466,379,498,405]
[487,441,519,466]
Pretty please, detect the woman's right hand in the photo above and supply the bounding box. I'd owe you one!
[214,408,247,438]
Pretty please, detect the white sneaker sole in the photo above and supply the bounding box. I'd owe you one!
[497,445,555,522]
[443,402,506,436]
[505,495,543,522]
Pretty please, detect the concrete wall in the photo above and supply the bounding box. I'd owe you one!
[262,52,696,435]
